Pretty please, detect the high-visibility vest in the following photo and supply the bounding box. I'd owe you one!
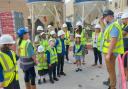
[65,31,70,45]
[48,47,58,64]
[56,38,66,54]
[37,54,48,70]
[40,39,49,52]
[122,24,128,38]
[102,21,124,54]
[74,44,82,56]
[0,50,18,87]
[81,29,87,45]
[92,32,102,50]
[19,40,34,70]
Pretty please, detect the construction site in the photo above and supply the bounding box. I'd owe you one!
[0,0,128,89]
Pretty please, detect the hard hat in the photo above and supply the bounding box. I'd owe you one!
[37,26,44,31]
[94,24,101,29]
[50,31,56,35]
[48,25,52,29]
[40,32,45,36]
[76,21,83,26]
[0,34,15,44]
[37,45,44,52]
[103,9,114,17]
[121,13,128,19]
[49,38,55,43]
[75,34,81,38]
[17,27,29,37]
[58,30,65,37]
[62,23,67,28]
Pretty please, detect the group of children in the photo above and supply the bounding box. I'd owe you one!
[35,23,86,84]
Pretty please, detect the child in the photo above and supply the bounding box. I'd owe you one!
[0,34,20,89]
[73,34,83,72]
[46,39,59,84]
[37,45,48,84]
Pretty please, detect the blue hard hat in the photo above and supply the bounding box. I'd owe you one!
[17,27,29,37]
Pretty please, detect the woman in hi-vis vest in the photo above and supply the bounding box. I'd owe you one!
[0,34,20,89]
[17,27,37,89]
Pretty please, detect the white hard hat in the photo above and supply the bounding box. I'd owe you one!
[75,34,81,38]
[58,30,65,37]
[62,23,67,28]
[49,38,55,43]
[121,13,128,19]
[40,32,45,36]
[48,25,52,29]
[94,24,101,29]
[0,34,15,44]
[50,31,56,35]
[37,45,44,52]
[76,21,83,26]
[37,26,44,31]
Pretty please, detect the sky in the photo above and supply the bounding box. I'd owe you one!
[65,0,71,3]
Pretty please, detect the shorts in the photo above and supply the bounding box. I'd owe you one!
[75,56,82,60]
[38,69,48,76]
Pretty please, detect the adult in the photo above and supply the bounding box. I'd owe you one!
[102,9,124,89]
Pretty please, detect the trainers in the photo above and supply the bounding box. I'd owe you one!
[76,68,79,72]
[92,64,97,66]
[79,68,83,71]
[43,78,46,83]
[98,64,102,68]
[103,80,110,86]
[60,72,66,76]
[50,79,54,84]
[54,77,59,81]
[67,60,72,64]
[38,79,42,84]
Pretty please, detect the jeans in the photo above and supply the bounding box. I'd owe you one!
[93,47,102,64]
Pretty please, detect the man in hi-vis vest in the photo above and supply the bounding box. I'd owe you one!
[102,9,124,89]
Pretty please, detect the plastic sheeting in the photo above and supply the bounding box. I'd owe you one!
[26,0,63,3]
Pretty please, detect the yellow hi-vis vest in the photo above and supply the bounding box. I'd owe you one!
[48,47,58,64]
[81,29,87,45]
[92,32,102,50]
[74,44,82,56]
[37,54,48,70]
[65,31,70,45]
[19,40,34,69]
[40,39,49,52]
[56,38,66,54]
[0,50,18,87]
[102,21,124,54]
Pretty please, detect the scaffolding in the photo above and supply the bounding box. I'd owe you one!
[26,0,65,41]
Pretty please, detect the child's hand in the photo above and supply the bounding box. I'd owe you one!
[49,64,52,67]
[0,83,3,88]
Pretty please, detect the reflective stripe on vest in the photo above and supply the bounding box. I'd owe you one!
[65,31,70,45]
[40,39,49,52]
[0,51,17,87]
[56,39,66,54]
[48,48,58,64]
[81,29,87,45]
[75,44,82,56]
[102,21,124,54]
[19,40,34,69]
[37,54,48,70]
